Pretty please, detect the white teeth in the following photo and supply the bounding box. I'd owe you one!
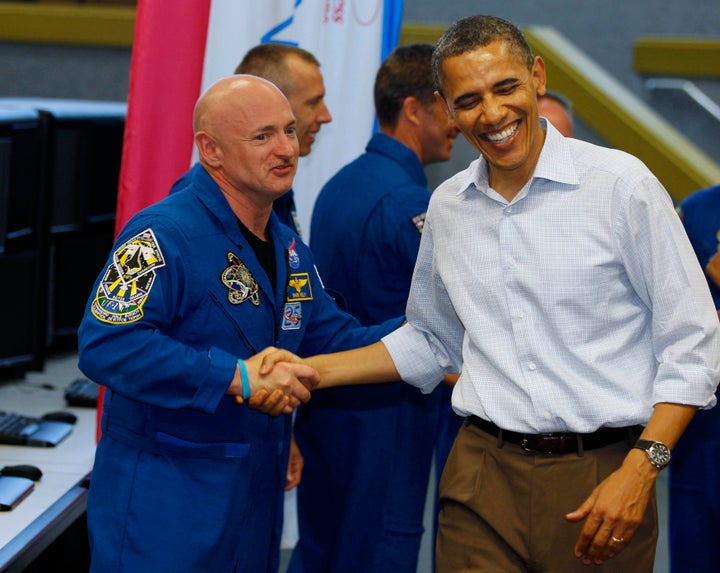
[484,121,519,143]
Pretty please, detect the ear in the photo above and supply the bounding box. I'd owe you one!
[195,131,221,167]
[402,96,424,127]
[532,56,547,97]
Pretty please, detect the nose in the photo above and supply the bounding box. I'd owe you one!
[277,131,299,158]
[480,95,505,125]
[318,102,332,125]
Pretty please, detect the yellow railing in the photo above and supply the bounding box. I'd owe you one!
[633,37,720,77]
[0,2,135,47]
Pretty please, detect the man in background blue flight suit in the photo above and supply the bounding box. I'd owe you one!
[78,76,399,573]
[669,184,720,573]
[236,43,333,237]
[288,43,460,573]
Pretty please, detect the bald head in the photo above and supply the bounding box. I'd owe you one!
[192,74,299,207]
[194,75,288,136]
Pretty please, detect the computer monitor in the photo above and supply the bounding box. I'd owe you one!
[0,98,126,350]
[0,107,48,372]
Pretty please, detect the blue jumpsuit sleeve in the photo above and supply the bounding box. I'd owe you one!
[77,213,236,414]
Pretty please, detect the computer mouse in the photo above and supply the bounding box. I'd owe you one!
[1,464,43,481]
[42,411,78,425]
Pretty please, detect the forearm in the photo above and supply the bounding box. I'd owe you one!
[639,401,697,449]
[306,341,401,388]
[624,402,697,474]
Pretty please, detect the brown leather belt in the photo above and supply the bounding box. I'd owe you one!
[467,415,642,455]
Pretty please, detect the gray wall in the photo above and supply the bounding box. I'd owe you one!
[0,42,130,101]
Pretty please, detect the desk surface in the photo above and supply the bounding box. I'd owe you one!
[0,353,96,571]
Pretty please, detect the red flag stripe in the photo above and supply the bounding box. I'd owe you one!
[114,0,212,234]
[99,0,212,440]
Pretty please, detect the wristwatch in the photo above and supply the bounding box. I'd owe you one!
[632,439,671,470]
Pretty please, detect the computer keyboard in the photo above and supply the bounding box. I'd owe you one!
[0,411,73,447]
[64,377,100,408]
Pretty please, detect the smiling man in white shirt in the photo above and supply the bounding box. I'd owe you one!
[254,14,720,573]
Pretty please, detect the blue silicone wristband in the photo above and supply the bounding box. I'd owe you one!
[237,359,250,400]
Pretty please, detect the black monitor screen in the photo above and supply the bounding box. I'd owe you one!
[50,118,124,233]
[0,120,42,254]
[50,125,82,232]
[0,138,9,253]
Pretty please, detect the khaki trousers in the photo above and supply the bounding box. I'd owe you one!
[436,419,658,573]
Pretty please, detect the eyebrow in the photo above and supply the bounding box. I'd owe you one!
[251,118,296,134]
[452,77,521,108]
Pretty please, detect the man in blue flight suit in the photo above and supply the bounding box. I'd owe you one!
[78,75,399,573]
[669,184,720,573]
[288,44,460,573]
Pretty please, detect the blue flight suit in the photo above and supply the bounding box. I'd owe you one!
[669,184,720,573]
[170,170,302,235]
[289,134,457,573]
[78,163,399,573]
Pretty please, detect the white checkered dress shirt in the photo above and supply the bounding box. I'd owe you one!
[383,121,720,434]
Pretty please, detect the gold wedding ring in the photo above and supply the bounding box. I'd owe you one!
[611,535,625,544]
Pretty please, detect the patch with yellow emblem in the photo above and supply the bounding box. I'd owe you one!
[287,273,313,301]
[222,252,260,306]
[91,228,166,324]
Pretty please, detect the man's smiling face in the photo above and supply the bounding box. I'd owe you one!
[438,40,547,189]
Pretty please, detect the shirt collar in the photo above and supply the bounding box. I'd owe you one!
[456,119,579,198]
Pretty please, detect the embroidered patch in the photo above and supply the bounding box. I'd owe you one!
[222,252,260,306]
[287,272,313,301]
[288,238,300,270]
[90,228,166,324]
[411,212,427,234]
[281,302,303,330]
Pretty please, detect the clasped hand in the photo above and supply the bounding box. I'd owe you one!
[232,347,319,416]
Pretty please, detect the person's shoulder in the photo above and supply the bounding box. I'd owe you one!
[678,184,720,222]
[120,182,213,245]
[316,149,402,208]
[682,184,720,208]
[568,138,655,185]
[380,182,431,223]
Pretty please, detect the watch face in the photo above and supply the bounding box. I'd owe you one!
[649,443,671,467]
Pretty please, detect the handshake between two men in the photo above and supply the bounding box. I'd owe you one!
[227,342,400,415]
[228,347,321,416]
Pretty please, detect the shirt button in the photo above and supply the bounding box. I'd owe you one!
[544,412,553,420]
[528,362,537,371]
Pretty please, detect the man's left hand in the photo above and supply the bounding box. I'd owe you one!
[565,449,657,565]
